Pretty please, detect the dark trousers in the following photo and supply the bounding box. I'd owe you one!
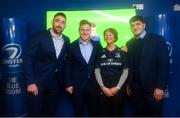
[71,86,98,117]
[130,83,163,117]
[98,90,126,117]
[27,89,60,116]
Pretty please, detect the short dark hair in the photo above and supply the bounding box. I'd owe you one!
[103,28,118,42]
[129,15,145,24]
[53,12,66,20]
[79,19,91,29]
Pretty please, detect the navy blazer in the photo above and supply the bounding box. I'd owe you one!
[65,39,102,89]
[126,33,169,92]
[24,29,70,89]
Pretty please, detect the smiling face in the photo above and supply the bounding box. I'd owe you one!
[104,31,116,45]
[103,28,118,45]
[79,24,91,42]
[52,15,66,35]
[130,20,145,37]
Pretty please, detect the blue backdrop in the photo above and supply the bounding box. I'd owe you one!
[0,0,179,116]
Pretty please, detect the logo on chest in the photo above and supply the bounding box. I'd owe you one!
[101,54,107,58]
[115,52,121,58]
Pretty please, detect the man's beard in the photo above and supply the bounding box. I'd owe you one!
[53,27,63,34]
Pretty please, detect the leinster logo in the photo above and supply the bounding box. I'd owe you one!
[1,43,23,67]
[166,42,173,64]
[115,52,121,58]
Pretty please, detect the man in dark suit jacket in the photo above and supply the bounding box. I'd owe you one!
[126,15,169,116]
[65,20,102,117]
[25,12,70,116]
